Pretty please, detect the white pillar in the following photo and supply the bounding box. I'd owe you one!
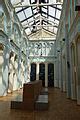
[45,63,48,87]
[1,46,9,96]
[36,62,39,80]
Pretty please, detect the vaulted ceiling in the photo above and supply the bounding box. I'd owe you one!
[11,0,63,38]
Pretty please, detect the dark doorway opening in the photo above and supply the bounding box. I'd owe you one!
[39,63,45,87]
[48,63,54,87]
[30,63,36,81]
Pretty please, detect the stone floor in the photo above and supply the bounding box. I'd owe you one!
[0,88,80,120]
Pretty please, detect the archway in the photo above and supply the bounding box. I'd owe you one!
[39,63,45,87]
[0,43,4,84]
[76,37,80,104]
[30,63,36,81]
[48,63,54,87]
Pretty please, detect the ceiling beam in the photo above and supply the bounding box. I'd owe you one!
[50,5,61,11]
[16,6,29,13]
[24,24,58,29]
[14,3,62,8]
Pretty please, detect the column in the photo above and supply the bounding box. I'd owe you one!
[1,46,9,96]
[8,52,14,93]
[54,60,58,87]
[65,24,71,98]
[13,54,18,90]
[45,63,48,87]
[36,62,39,80]
[17,49,22,88]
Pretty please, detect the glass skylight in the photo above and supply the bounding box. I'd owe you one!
[10,0,63,37]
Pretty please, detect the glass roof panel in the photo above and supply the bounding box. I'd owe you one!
[15,7,22,12]
[49,6,55,16]
[31,0,35,3]
[56,9,61,19]
[49,0,56,3]
[22,20,28,26]
[17,11,26,21]
[33,8,38,14]
[54,19,59,24]
[42,7,47,13]
[42,13,47,17]
[25,28,31,35]
[24,7,32,18]
[28,17,34,22]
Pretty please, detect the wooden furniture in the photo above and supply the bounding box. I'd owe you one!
[23,80,42,110]
[11,80,49,111]
[11,80,42,110]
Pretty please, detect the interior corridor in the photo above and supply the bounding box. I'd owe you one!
[0,0,80,119]
[0,88,80,120]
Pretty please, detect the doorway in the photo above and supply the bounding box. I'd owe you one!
[30,63,36,81]
[48,63,54,87]
[71,44,77,99]
[76,38,80,102]
[39,63,45,87]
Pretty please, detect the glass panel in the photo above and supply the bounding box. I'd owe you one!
[42,13,47,17]
[58,5,62,9]
[54,19,59,24]
[25,28,31,34]
[42,7,47,13]
[17,11,26,21]
[23,0,30,4]
[21,20,28,26]
[49,0,56,3]
[54,27,57,33]
[33,8,37,14]
[31,0,35,3]
[28,17,34,22]
[24,7,32,18]
[48,16,54,22]
[56,10,61,19]
[15,7,22,12]
[49,6,55,16]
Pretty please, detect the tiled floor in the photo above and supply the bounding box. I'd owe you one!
[0,88,80,120]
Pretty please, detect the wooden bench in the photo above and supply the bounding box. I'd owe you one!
[11,80,49,111]
[35,87,49,111]
[11,94,23,109]
[11,80,42,110]
[40,87,48,95]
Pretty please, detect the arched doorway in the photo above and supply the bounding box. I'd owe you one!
[30,63,36,81]
[0,43,4,84]
[48,63,54,87]
[39,63,45,87]
[71,44,77,99]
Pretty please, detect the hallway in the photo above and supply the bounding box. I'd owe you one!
[0,88,80,120]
